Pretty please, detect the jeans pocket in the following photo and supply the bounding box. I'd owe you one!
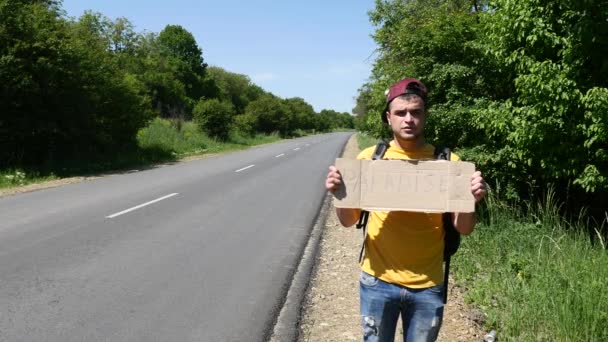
[359,272,379,287]
[427,283,444,294]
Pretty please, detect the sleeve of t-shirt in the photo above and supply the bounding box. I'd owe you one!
[450,152,461,162]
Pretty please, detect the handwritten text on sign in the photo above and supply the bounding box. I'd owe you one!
[333,159,475,213]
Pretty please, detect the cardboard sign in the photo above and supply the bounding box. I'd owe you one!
[333,158,476,213]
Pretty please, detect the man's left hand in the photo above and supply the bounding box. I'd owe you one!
[471,171,487,203]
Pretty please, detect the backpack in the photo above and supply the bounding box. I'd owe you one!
[355,141,461,304]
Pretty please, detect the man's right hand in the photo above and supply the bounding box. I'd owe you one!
[325,165,361,227]
[325,165,342,193]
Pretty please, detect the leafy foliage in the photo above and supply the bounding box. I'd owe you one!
[193,98,234,141]
[137,117,207,155]
[244,95,291,137]
[0,1,355,176]
[360,0,608,212]
[206,66,263,114]
[0,1,152,168]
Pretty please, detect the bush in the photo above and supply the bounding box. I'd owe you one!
[233,113,257,137]
[455,191,608,340]
[193,98,234,141]
[137,118,207,155]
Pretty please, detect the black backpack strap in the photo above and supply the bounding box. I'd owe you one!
[357,213,368,264]
[356,210,370,263]
[434,145,460,304]
[356,141,388,263]
[442,211,458,304]
[443,254,451,304]
[433,145,451,161]
[371,140,389,161]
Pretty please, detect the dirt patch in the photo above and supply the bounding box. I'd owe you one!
[0,176,101,198]
[298,134,486,341]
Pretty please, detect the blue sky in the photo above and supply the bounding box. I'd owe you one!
[61,0,377,113]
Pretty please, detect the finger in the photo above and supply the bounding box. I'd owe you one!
[326,175,342,185]
[325,179,338,192]
[473,187,487,200]
[473,187,486,195]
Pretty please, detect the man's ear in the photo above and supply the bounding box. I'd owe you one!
[385,111,390,124]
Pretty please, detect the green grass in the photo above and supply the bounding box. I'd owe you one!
[355,132,608,340]
[454,190,608,341]
[0,118,283,190]
[137,118,282,156]
[0,169,58,188]
[357,132,378,150]
[137,118,209,157]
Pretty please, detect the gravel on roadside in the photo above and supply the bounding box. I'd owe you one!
[298,134,486,342]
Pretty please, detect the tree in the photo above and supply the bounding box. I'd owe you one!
[364,0,608,213]
[244,95,290,136]
[352,83,373,117]
[206,66,267,114]
[476,0,608,199]
[283,97,316,132]
[158,25,206,77]
[125,32,190,118]
[365,0,493,143]
[0,0,151,168]
[317,109,354,131]
[157,25,207,115]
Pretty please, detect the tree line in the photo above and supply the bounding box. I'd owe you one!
[355,0,607,218]
[0,0,354,169]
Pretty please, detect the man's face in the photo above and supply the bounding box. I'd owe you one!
[385,95,426,143]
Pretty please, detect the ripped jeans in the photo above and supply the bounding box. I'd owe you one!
[359,272,444,342]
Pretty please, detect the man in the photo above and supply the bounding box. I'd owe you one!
[325,78,487,342]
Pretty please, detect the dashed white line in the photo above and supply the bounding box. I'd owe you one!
[293,147,300,151]
[235,164,255,173]
[305,144,310,146]
[106,193,179,218]
[275,153,285,158]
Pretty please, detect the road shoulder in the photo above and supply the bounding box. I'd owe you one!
[298,134,485,342]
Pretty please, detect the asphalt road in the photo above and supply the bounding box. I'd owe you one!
[0,132,351,342]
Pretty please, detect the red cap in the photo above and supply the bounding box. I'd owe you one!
[383,78,427,123]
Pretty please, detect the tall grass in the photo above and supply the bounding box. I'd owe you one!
[0,169,58,189]
[0,118,284,190]
[352,132,607,339]
[454,189,608,341]
[357,132,378,150]
[137,118,209,157]
[137,118,282,155]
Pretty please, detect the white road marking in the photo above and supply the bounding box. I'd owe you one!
[106,193,179,218]
[305,144,310,146]
[235,164,255,173]
[293,147,300,151]
[275,153,285,158]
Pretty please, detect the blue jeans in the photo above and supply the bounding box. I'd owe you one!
[359,272,444,342]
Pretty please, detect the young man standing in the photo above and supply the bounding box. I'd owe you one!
[325,78,487,342]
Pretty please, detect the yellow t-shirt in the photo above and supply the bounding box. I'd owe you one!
[357,141,460,288]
